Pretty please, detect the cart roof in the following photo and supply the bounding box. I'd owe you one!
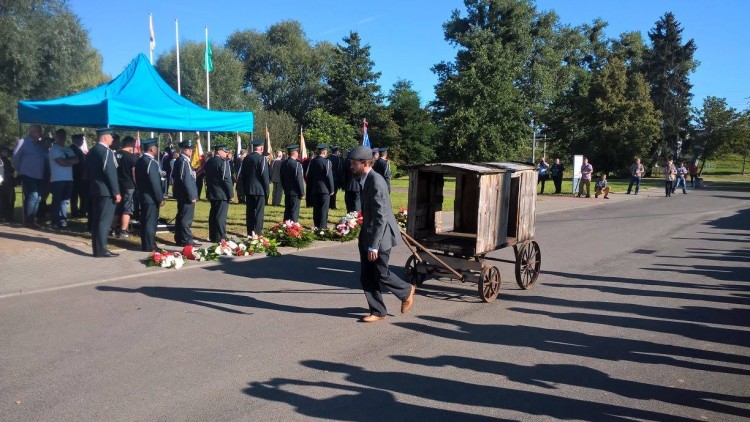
[409,162,507,175]
[482,162,537,172]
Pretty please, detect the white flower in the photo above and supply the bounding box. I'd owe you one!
[174,258,184,269]
[228,240,238,249]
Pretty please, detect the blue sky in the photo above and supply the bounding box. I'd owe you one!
[71,0,749,111]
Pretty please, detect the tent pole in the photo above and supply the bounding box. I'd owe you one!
[176,18,183,143]
[205,26,211,151]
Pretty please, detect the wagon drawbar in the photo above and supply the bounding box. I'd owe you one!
[401,162,541,303]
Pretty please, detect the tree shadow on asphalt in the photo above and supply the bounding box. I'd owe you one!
[242,358,723,421]
[0,230,91,256]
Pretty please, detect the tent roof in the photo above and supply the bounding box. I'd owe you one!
[17,54,253,132]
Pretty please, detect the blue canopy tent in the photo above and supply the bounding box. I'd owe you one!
[17,53,253,132]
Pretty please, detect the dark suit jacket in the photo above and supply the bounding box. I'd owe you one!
[307,156,334,195]
[204,155,234,201]
[280,158,305,196]
[86,143,120,198]
[135,154,164,204]
[241,152,270,196]
[171,154,198,202]
[342,157,360,192]
[373,158,392,192]
[328,154,343,187]
[359,170,399,252]
[69,143,86,181]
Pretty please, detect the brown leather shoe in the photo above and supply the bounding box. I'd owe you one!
[401,285,416,314]
[361,314,386,323]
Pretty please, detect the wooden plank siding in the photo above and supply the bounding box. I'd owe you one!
[515,170,537,242]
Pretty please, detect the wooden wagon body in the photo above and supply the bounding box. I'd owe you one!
[402,162,541,302]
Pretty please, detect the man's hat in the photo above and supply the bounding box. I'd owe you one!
[71,134,84,142]
[317,144,328,151]
[371,148,380,155]
[348,145,373,161]
[96,127,114,136]
[214,144,230,152]
[379,147,389,153]
[251,139,263,147]
[141,138,158,149]
[286,144,299,152]
[178,139,193,149]
[331,145,340,152]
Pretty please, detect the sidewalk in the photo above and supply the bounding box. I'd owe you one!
[0,186,654,298]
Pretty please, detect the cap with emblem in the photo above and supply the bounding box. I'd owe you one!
[71,134,84,142]
[96,127,114,136]
[251,139,263,147]
[286,144,299,152]
[348,145,373,161]
[214,144,230,152]
[317,144,328,151]
[379,147,389,153]
[141,138,158,149]
[178,139,193,149]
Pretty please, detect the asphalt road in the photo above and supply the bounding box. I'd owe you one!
[1,187,749,421]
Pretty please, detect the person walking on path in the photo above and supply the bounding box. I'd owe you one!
[689,161,700,187]
[205,145,234,242]
[663,159,677,197]
[577,157,593,198]
[87,128,121,257]
[348,145,415,323]
[171,140,199,247]
[134,138,164,252]
[626,158,644,195]
[280,145,305,222]
[673,161,688,194]
[307,144,335,229]
[241,140,270,236]
[550,158,564,194]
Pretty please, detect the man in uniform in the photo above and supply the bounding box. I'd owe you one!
[372,147,392,193]
[348,145,414,322]
[205,145,234,242]
[307,144,335,229]
[270,150,284,206]
[279,145,305,222]
[371,148,380,161]
[328,146,342,209]
[240,139,269,235]
[342,150,361,212]
[134,138,164,252]
[171,139,199,246]
[87,128,121,257]
[69,134,88,217]
[233,149,246,204]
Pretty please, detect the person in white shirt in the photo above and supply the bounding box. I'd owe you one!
[48,129,79,229]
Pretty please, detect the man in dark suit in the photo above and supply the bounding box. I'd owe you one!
[205,145,234,242]
[171,140,199,247]
[372,147,392,193]
[134,138,164,251]
[69,134,88,217]
[240,140,269,235]
[348,145,414,322]
[328,146,342,209]
[342,150,361,212]
[307,144,335,229]
[87,128,121,257]
[279,145,305,222]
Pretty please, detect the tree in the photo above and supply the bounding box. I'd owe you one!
[304,108,357,151]
[644,12,698,168]
[727,111,750,174]
[693,97,739,173]
[226,21,331,122]
[387,80,436,166]
[251,109,299,152]
[155,41,257,113]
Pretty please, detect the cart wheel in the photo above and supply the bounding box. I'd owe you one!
[478,265,501,303]
[515,241,541,289]
[404,255,426,286]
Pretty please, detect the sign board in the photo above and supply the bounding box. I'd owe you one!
[572,154,583,193]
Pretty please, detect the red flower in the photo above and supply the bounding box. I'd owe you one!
[182,245,195,260]
[152,252,163,263]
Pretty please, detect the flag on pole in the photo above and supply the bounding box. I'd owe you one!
[236,133,242,155]
[190,136,204,170]
[361,118,370,147]
[299,126,307,159]
[264,124,273,159]
[149,14,156,52]
[135,132,142,155]
[204,39,213,73]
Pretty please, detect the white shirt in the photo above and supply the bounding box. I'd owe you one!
[49,143,73,182]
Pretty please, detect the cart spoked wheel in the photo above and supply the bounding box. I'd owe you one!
[478,265,501,303]
[515,241,541,289]
[404,255,427,286]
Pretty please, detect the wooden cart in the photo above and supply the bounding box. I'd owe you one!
[402,162,541,302]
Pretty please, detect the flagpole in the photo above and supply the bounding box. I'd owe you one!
[149,13,155,139]
[205,26,211,151]
[176,18,183,143]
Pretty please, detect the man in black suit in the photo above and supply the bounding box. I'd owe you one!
[372,147,392,193]
[205,145,234,242]
[279,145,305,222]
[348,146,414,322]
[342,150,361,213]
[171,140,199,247]
[307,144,335,229]
[240,140,269,235]
[134,138,164,251]
[328,146,342,209]
[87,128,121,257]
[69,134,88,217]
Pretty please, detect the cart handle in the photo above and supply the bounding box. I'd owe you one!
[400,230,465,281]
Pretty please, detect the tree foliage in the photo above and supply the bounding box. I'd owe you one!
[304,108,357,151]
[387,80,436,166]
[251,109,300,152]
[692,96,740,173]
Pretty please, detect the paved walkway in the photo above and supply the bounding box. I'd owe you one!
[0,186,658,297]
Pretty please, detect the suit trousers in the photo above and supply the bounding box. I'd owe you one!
[175,200,195,246]
[245,195,265,235]
[312,194,330,229]
[271,182,283,206]
[140,201,159,251]
[209,200,229,242]
[91,196,116,256]
[283,194,301,222]
[330,189,338,209]
[345,191,361,213]
[71,179,89,217]
[358,246,412,317]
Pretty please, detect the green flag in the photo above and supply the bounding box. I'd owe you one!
[204,40,213,73]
